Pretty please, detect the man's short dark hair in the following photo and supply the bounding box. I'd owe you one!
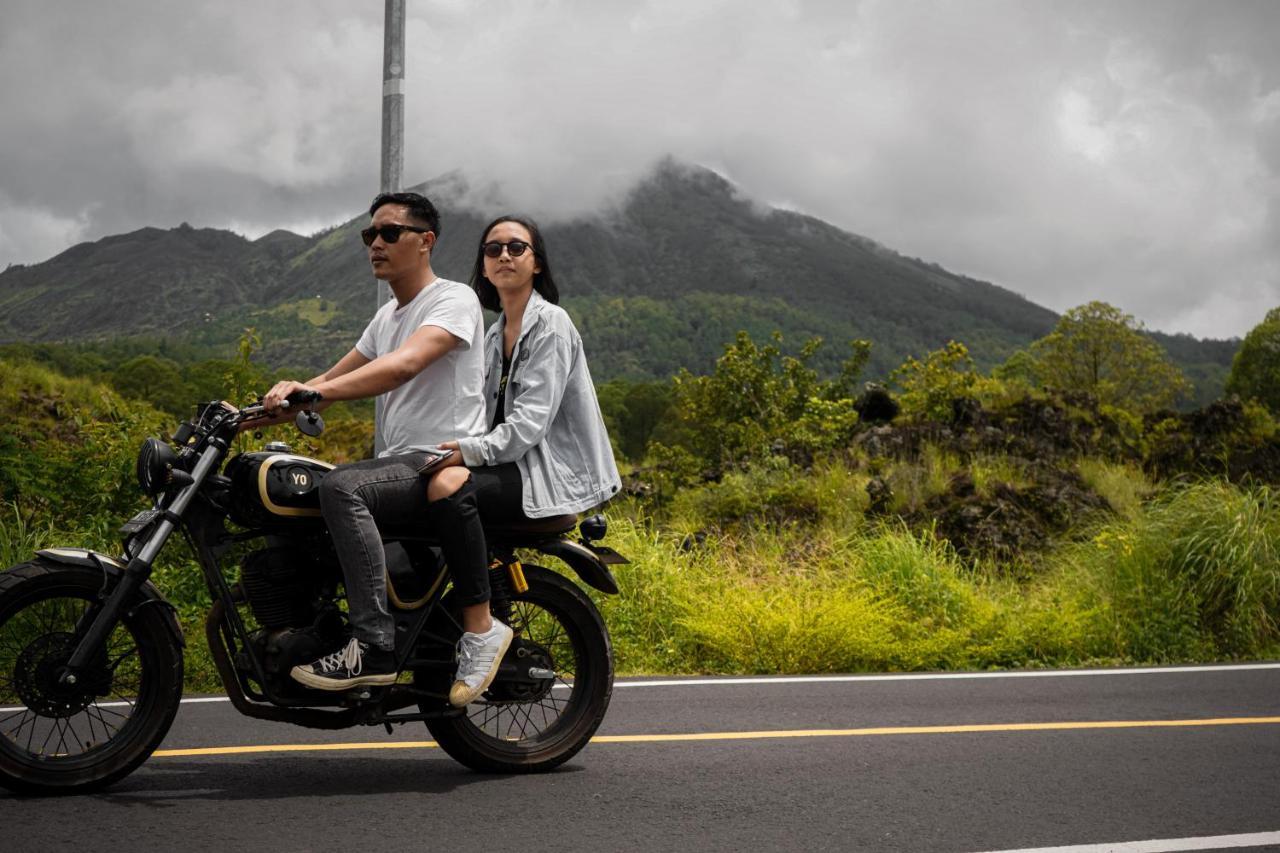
[369,192,441,238]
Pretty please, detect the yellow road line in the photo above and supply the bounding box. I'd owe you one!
[152,716,1280,758]
[156,741,439,757]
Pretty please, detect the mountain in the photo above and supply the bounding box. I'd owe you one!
[0,160,1236,399]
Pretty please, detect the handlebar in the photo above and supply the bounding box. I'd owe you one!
[235,390,324,422]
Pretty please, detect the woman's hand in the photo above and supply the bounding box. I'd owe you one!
[438,440,464,467]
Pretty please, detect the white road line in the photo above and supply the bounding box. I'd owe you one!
[612,663,1280,688]
[2,663,1278,713]
[973,829,1280,852]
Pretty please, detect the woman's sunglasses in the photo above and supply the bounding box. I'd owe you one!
[361,224,430,246]
[481,240,533,258]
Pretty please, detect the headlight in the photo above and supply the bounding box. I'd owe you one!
[135,437,179,495]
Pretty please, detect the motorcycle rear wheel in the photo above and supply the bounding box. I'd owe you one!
[416,564,613,773]
[0,560,184,795]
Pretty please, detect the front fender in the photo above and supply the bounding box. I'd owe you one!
[35,548,186,648]
[534,540,620,595]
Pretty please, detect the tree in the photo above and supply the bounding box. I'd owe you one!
[1225,307,1280,413]
[1029,301,1189,412]
[664,331,866,470]
[110,355,185,415]
[891,340,981,421]
[597,379,675,461]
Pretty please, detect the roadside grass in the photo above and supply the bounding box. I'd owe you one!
[591,478,1280,675]
[0,501,53,571]
[1059,480,1280,661]
[594,514,1107,675]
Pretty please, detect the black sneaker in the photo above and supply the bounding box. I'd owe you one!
[291,637,397,691]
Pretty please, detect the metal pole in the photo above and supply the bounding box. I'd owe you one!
[377,0,405,311]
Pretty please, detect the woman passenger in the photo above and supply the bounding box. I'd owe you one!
[424,215,620,707]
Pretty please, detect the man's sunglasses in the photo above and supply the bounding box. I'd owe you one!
[481,240,533,258]
[361,224,430,246]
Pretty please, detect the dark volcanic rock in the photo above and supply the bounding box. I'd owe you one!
[854,384,900,425]
[1146,396,1280,483]
[918,467,1111,568]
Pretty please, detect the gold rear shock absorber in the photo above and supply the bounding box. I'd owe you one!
[507,559,529,594]
[487,557,518,629]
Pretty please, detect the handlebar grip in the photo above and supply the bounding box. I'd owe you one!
[284,390,324,407]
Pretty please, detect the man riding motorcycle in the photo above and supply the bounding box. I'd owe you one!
[251,191,506,694]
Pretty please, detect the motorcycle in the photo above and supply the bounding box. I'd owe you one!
[0,393,627,794]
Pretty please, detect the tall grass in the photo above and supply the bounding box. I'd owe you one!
[887,444,957,514]
[586,478,1280,675]
[970,454,1032,495]
[1057,481,1280,661]
[0,500,54,569]
[588,516,1110,674]
[1076,458,1152,520]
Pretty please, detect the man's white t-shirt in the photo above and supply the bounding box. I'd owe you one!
[355,278,486,457]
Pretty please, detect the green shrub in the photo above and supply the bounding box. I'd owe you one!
[670,458,821,528]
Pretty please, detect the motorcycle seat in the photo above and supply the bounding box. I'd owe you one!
[484,513,578,540]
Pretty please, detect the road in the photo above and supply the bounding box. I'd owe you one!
[3,664,1280,853]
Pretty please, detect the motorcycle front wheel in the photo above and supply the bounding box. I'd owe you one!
[0,559,184,795]
[416,564,614,773]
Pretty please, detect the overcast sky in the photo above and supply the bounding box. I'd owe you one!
[2,0,1276,339]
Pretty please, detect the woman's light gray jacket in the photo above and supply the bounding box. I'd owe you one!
[456,290,622,519]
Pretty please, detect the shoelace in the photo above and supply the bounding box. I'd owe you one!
[317,637,363,675]
[455,633,497,678]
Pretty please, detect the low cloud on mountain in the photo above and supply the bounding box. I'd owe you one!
[1,0,1277,338]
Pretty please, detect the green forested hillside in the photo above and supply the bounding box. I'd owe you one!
[0,161,1237,399]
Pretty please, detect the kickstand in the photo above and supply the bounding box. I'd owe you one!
[384,721,394,734]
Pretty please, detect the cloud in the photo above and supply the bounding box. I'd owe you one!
[1,0,1277,337]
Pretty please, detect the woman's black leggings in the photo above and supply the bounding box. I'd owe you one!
[425,463,526,607]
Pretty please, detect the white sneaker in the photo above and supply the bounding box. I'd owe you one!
[449,620,514,707]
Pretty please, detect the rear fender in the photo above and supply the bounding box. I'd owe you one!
[35,548,186,648]
[533,540,620,595]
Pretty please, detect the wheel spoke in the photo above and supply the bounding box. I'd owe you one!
[5,709,35,738]
[37,716,58,756]
[86,704,122,737]
[0,707,29,726]
[54,718,72,756]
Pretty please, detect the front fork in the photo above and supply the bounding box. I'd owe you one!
[60,436,227,686]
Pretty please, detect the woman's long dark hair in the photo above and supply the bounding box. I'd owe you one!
[469,215,560,312]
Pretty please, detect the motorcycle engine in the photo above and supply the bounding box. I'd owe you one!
[235,546,345,684]
[240,546,320,629]
[244,612,345,681]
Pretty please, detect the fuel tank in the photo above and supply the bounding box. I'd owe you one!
[224,450,334,528]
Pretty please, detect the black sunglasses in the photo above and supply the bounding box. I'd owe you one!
[361,223,430,246]
[481,240,533,259]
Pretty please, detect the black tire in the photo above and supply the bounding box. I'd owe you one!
[0,559,184,795]
[417,565,613,773]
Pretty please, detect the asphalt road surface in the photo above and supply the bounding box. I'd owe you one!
[3,663,1280,853]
